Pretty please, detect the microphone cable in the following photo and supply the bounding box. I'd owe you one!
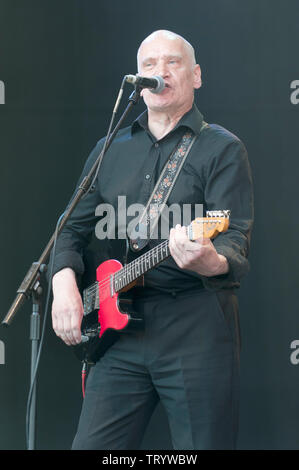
[25,210,65,450]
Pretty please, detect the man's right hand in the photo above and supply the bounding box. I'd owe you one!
[51,268,83,346]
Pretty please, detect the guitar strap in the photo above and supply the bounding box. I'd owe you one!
[129,121,209,252]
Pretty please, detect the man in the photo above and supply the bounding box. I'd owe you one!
[51,30,253,449]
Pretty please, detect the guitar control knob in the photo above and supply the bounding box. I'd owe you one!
[81,335,90,343]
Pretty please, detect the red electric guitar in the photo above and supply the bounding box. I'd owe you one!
[74,210,230,364]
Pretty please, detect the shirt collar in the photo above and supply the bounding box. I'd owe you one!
[131,103,204,138]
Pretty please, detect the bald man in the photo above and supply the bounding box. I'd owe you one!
[51,30,253,449]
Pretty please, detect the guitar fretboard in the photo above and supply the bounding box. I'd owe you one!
[114,239,170,292]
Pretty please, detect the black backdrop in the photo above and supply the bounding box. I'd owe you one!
[0,0,299,450]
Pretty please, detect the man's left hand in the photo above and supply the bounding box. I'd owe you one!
[169,224,229,277]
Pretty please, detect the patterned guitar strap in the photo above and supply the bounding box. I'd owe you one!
[129,121,209,252]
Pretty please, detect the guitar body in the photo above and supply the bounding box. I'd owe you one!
[97,259,130,337]
[74,259,143,364]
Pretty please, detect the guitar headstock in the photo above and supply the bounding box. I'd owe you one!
[187,210,230,240]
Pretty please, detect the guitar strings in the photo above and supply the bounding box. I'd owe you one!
[84,219,221,304]
[85,239,169,297]
[84,238,170,305]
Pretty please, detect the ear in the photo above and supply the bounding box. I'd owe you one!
[193,64,202,89]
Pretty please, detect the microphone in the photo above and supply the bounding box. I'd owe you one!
[125,75,165,94]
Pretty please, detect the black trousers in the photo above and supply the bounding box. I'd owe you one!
[72,288,240,450]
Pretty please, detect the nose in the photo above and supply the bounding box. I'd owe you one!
[155,60,169,79]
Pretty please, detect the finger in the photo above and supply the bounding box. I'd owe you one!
[170,230,189,268]
[62,314,78,346]
[169,228,181,262]
[51,308,58,333]
[171,226,198,265]
[55,314,72,346]
[61,316,73,346]
[174,224,190,246]
[70,313,82,345]
[175,226,200,253]
[60,333,72,346]
[170,227,182,256]
[172,225,186,248]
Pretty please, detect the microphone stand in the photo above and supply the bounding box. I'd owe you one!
[1,85,142,450]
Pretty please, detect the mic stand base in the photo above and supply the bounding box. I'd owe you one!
[28,270,44,450]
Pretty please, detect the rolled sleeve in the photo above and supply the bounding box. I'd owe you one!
[200,135,254,290]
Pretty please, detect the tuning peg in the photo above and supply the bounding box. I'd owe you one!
[206,210,231,218]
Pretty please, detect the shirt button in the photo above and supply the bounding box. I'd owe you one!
[145,174,151,180]
[154,143,159,148]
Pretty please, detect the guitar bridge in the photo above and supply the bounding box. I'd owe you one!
[82,324,101,338]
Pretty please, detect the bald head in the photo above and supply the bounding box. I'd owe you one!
[136,29,202,118]
[137,30,197,71]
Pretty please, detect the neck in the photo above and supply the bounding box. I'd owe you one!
[147,103,192,140]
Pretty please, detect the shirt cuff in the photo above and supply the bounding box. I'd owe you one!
[200,244,249,291]
[47,250,85,283]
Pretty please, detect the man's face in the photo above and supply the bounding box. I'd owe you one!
[137,35,201,114]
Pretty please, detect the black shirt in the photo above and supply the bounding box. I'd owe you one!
[51,104,254,294]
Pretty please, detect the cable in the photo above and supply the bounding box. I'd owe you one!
[25,211,65,450]
[81,362,88,398]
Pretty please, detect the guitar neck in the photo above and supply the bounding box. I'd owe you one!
[114,239,170,292]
